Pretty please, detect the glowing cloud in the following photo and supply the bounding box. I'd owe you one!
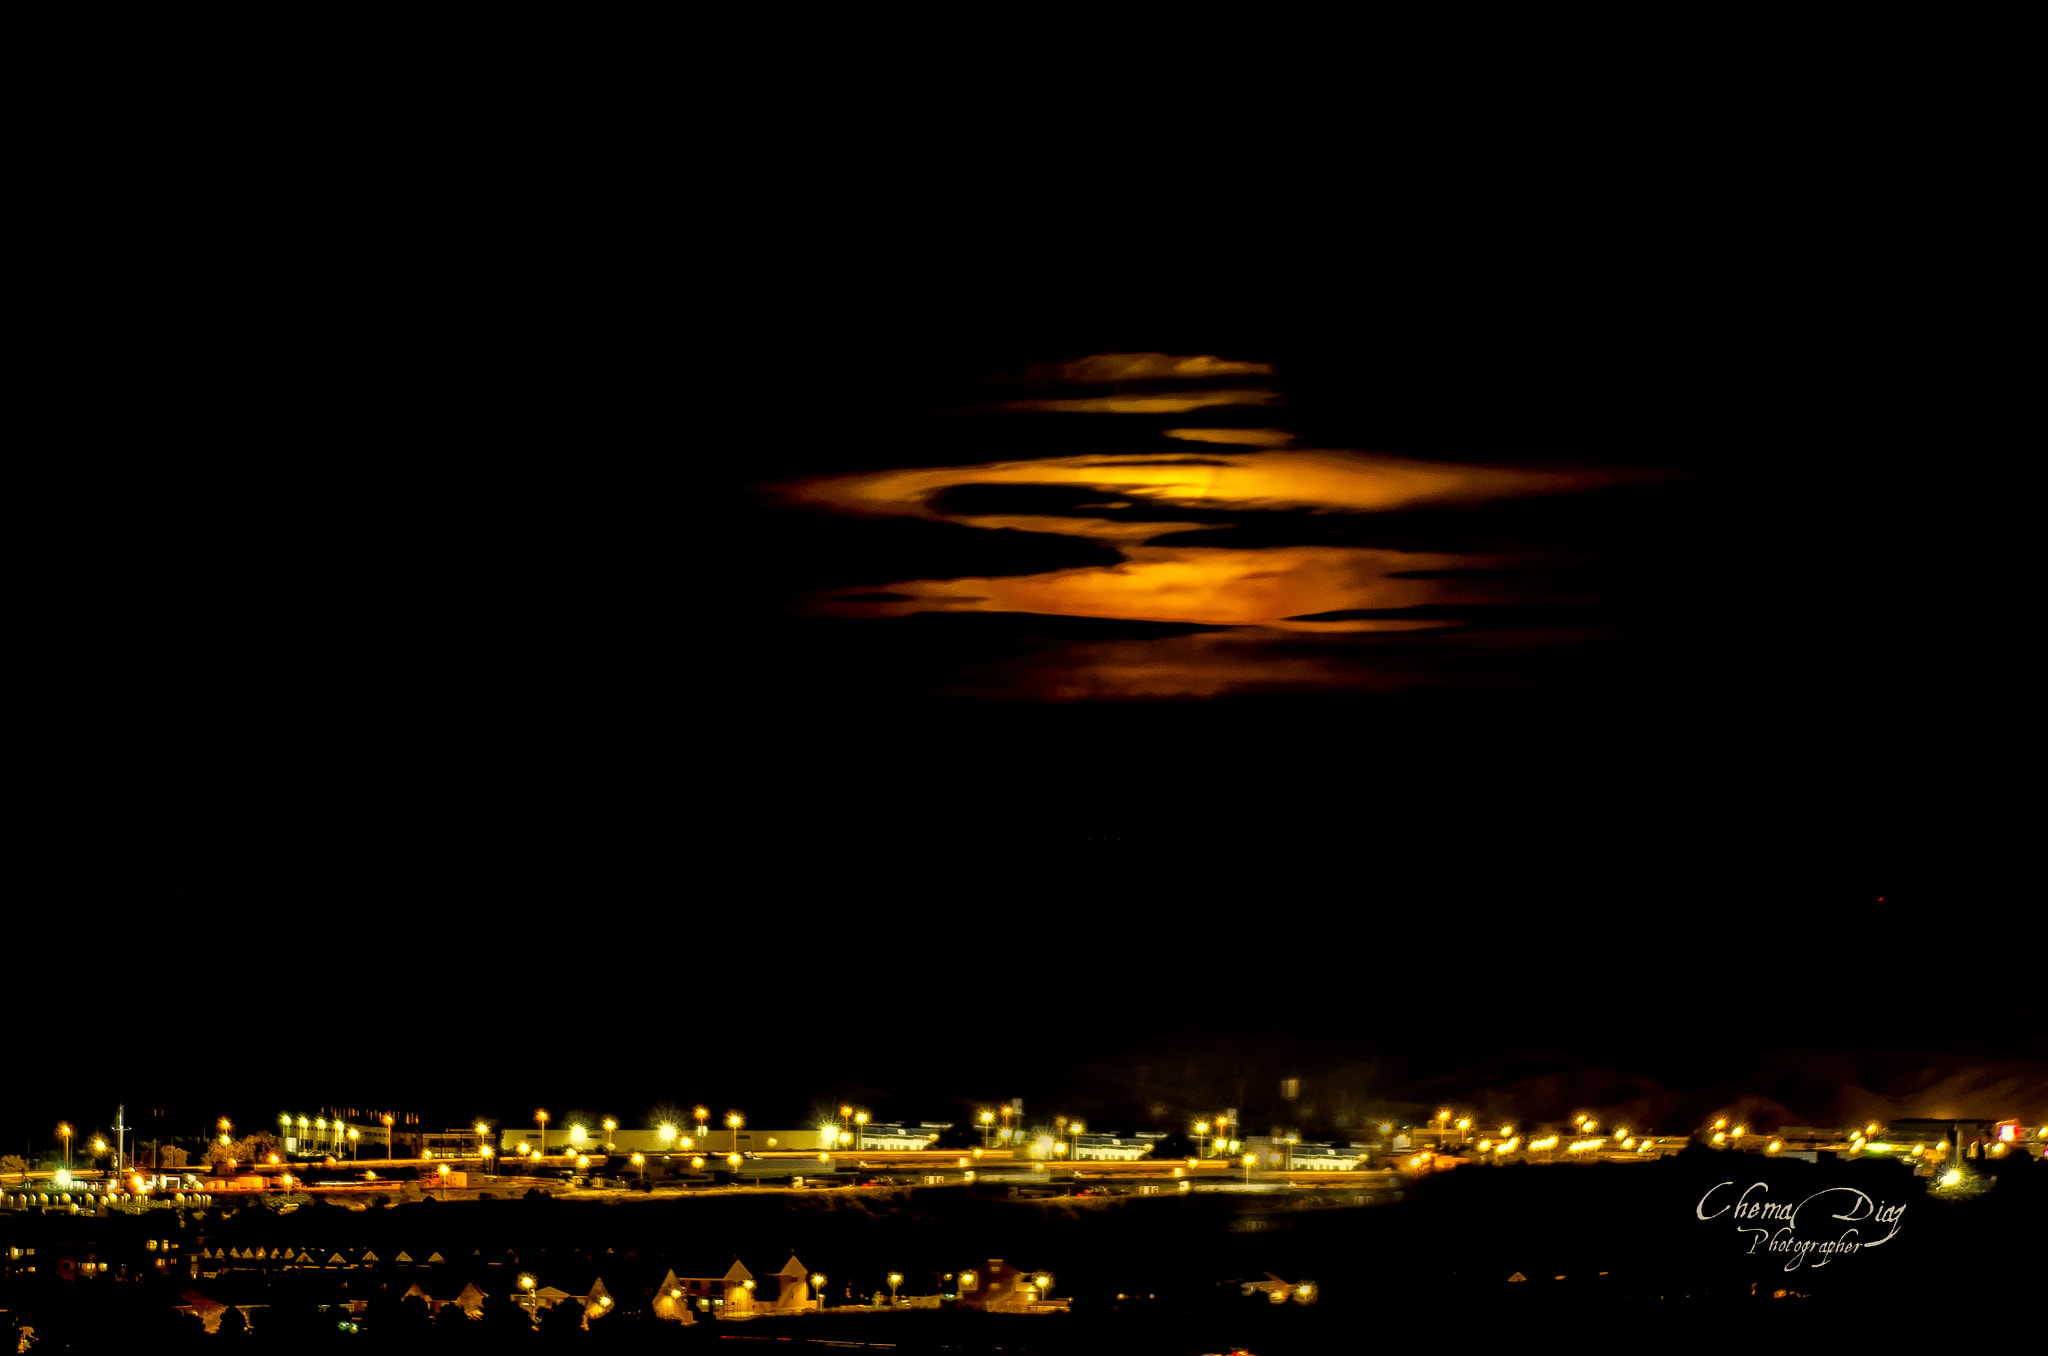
[1027,353,1275,384]
[1163,427,1297,447]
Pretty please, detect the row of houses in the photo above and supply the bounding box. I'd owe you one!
[136,1253,822,1333]
[152,1255,1069,1333]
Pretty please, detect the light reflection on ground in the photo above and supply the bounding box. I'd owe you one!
[759,354,1676,698]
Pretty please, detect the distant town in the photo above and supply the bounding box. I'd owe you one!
[3,1101,2040,1344]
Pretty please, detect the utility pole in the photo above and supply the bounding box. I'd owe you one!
[114,1105,126,1177]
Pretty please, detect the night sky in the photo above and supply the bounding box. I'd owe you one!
[22,132,2036,1159]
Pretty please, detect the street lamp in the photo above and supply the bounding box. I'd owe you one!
[536,1110,549,1161]
[980,1110,994,1149]
[632,1152,646,1185]
[57,1123,72,1170]
[603,1118,617,1152]
[1194,1121,1209,1159]
[382,1114,394,1158]
[519,1274,537,1322]
[851,1112,864,1151]
[659,1123,677,1153]
[1284,1133,1298,1171]
[347,1127,360,1161]
[887,1272,902,1305]
[1244,1151,1256,1183]
[726,1114,745,1154]
[481,1145,494,1174]
[695,1107,709,1143]
[437,1164,451,1199]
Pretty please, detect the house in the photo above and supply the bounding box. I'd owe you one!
[664,1256,756,1315]
[756,1255,820,1312]
[956,1258,1052,1311]
[173,1284,268,1334]
[528,1269,617,1322]
[399,1276,488,1319]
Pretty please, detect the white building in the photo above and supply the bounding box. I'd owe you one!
[1243,1138,1361,1170]
[497,1127,836,1156]
[1071,1135,1153,1163]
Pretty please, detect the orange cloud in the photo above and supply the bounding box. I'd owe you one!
[1029,352,1276,384]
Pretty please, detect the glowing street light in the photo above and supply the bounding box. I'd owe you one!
[659,1124,678,1152]
[632,1152,646,1185]
[382,1114,394,1158]
[57,1123,72,1170]
[519,1273,538,1321]
[887,1272,902,1304]
[980,1110,994,1149]
[1194,1121,1209,1159]
[695,1107,709,1142]
[603,1118,617,1151]
[1244,1151,1256,1183]
[347,1127,360,1161]
[535,1110,549,1160]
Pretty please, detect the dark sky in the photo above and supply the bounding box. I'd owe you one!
[22,122,2034,1155]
